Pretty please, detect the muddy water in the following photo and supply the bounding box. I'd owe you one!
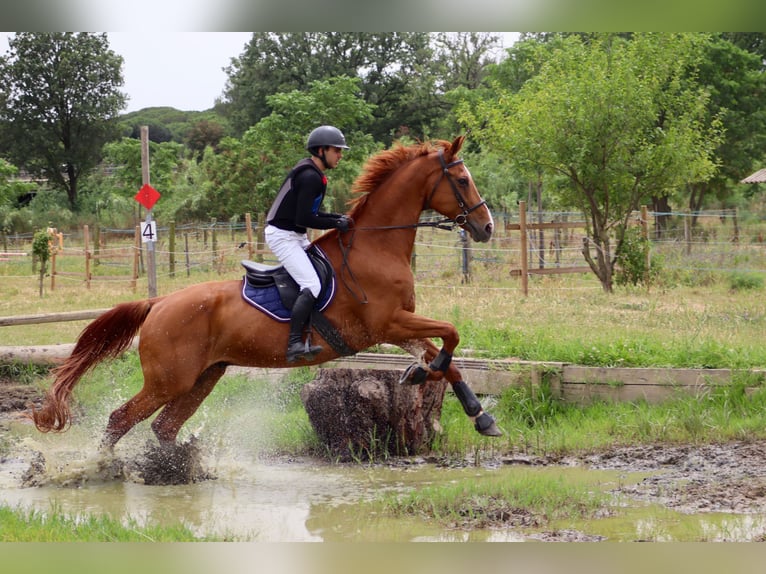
[4,400,766,542]
[4,414,766,542]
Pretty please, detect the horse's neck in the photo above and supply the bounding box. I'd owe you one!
[354,161,429,232]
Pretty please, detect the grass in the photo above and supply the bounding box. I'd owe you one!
[376,469,607,529]
[0,504,216,541]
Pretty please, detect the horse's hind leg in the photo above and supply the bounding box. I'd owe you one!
[150,363,227,445]
[101,389,168,450]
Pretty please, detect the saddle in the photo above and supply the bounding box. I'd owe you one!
[240,245,356,356]
[241,245,335,315]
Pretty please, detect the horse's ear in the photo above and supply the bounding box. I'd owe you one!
[449,135,465,158]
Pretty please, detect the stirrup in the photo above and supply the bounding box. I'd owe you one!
[286,340,323,363]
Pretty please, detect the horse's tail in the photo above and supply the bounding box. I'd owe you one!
[31,299,157,433]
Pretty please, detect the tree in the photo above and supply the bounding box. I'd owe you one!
[96,137,185,222]
[0,33,126,210]
[221,33,440,143]
[459,33,722,292]
[201,76,377,220]
[684,34,766,218]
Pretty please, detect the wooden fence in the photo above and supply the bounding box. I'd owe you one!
[1,308,763,405]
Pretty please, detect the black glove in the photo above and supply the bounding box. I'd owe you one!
[335,215,353,233]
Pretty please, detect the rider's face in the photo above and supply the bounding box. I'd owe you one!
[324,146,343,169]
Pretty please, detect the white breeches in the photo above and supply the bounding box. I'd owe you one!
[264,225,321,297]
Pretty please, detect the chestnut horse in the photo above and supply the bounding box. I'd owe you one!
[32,135,500,450]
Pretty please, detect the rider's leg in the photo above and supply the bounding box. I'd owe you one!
[286,288,323,362]
[265,226,324,362]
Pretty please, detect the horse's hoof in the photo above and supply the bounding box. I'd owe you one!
[474,412,503,437]
[399,363,428,385]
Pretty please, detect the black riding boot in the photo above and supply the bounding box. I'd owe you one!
[286,288,324,362]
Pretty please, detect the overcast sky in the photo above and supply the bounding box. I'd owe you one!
[0,32,518,114]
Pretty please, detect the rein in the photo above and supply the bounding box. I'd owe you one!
[337,148,485,304]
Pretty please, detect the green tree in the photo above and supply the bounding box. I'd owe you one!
[0,159,37,246]
[204,76,377,220]
[96,137,185,222]
[221,32,439,143]
[684,34,766,218]
[0,33,126,210]
[459,33,721,292]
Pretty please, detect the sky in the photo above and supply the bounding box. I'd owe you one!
[0,32,253,113]
[0,32,520,114]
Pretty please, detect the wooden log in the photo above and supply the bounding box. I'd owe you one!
[0,309,109,327]
[300,368,446,460]
[0,344,75,365]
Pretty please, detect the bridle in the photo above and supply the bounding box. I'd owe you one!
[337,147,487,303]
[423,149,487,228]
[353,148,487,233]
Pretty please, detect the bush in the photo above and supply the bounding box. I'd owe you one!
[727,271,764,292]
[615,226,662,287]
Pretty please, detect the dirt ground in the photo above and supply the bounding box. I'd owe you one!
[4,378,766,524]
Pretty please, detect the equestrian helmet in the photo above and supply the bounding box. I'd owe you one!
[306,125,349,153]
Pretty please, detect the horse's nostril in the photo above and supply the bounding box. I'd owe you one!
[486,222,494,234]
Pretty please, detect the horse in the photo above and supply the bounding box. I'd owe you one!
[31,135,501,452]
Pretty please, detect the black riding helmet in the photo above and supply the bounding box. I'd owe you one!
[306,125,350,156]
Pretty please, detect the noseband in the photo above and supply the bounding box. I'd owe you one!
[424,149,487,227]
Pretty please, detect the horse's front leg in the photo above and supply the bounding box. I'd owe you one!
[398,338,501,437]
[386,312,501,437]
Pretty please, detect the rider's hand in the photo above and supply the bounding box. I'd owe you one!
[336,215,353,233]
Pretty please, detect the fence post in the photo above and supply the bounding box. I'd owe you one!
[245,213,254,260]
[94,226,100,267]
[132,225,139,293]
[211,218,217,261]
[184,233,191,277]
[169,220,176,278]
[84,224,91,289]
[257,213,265,262]
[460,229,471,284]
[519,200,528,296]
[50,249,57,292]
[641,205,650,284]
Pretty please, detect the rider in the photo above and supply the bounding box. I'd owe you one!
[265,125,353,363]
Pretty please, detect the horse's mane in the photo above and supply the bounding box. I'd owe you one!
[347,139,452,218]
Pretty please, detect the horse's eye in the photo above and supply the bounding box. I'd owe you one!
[457,177,469,187]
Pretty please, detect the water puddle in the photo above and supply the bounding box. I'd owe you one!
[3,411,766,541]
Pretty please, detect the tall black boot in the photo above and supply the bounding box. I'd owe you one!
[286,288,324,362]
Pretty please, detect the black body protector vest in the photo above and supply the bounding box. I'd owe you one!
[266,158,327,234]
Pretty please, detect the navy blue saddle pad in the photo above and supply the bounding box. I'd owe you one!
[240,246,335,322]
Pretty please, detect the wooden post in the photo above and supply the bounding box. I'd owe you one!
[132,226,139,293]
[169,220,176,278]
[460,229,471,284]
[211,218,217,257]
[84,224,91,289]
[684,209,692,255]
[256,212,265,262]
[536,176,544,270]
[141,126,157,298]
[245,213,254,260]
[94,226,100,267]
[50,249,57,292]
[641,205,650,279]
[519,200,529,296]
[185,233,191,277]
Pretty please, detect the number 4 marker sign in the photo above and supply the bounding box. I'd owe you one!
[141,221,158,243]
